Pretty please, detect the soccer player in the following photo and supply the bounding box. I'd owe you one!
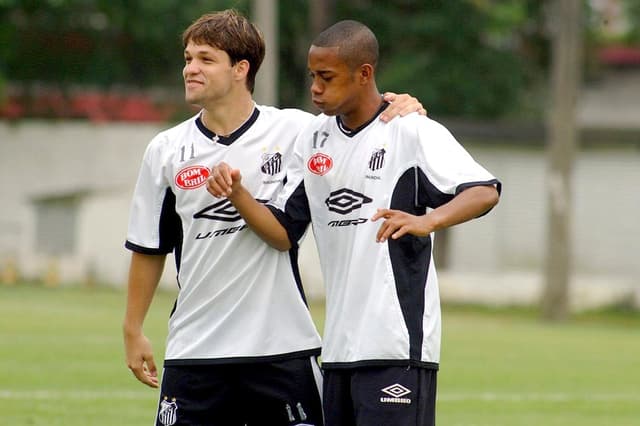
[123,10,425,426]
[207,20,501,426]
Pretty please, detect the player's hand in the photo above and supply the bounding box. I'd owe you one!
[380,92,427,122]
[207,162,242,198]
[124,332,159,388]
[371,208,433,242]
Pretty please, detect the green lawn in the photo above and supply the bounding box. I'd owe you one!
[438,305,640,425]
[1,284,638,425]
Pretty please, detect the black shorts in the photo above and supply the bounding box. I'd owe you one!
[155,356,324,426]
[323,366,437,426]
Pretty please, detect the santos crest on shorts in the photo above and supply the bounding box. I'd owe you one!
[269,108,500,369]
[126,105,321,364]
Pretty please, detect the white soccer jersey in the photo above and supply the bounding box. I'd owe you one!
[269,106,500,369]
[126,105,322,364]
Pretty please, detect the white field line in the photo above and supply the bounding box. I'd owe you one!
[0,389,154,400]
[1,389,639,402]
[438,392,640,402]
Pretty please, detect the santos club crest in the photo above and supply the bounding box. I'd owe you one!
[158,397,178,425]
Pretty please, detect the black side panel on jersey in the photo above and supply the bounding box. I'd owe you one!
[416,166,456,209]
[267,183,312,305]
[288,247,309,306]
[387,168,436,361]
[162,189,183,318]
[159,188,183,272]
[124,188,183,270]
[456,178,502,217]
[267,181,312,249]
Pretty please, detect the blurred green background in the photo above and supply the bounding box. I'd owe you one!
[2,0,639,119]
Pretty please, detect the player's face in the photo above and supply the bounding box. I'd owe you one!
[308,45,361,116]
[183,41,236,107]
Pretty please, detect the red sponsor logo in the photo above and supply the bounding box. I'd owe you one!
[307,153,333,176]
[175,165,210,190]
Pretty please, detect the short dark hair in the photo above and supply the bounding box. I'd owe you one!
[312,20,379,71]
[182,10,265,93]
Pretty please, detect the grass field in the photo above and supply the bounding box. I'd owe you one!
[1,284,639,425]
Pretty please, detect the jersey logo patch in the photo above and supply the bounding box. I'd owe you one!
[261,152,282,175]
[380,383,412,405]
[368,148,386,171]
[193,199,241,222]
[194,198,269,222]
[175,165,210,190]
[325,188,372,214]
[307,153,333,176]
[158,396,178,425]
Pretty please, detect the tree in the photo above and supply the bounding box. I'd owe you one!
[1,0,595,121]
[333,0,544,118]
[541,0,584,321]
[277,0,313,108]
[0,0,250,88]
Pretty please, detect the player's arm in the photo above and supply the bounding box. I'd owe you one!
[380,92,427,122]
[207,162,292,251]
[122,252,166,388]
[371,184,499,242]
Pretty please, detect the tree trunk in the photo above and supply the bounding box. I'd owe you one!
[252,0,278,106]
[542,0,583,321]
[304,0,335,110]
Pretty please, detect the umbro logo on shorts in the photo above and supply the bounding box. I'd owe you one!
[380,383,412,405]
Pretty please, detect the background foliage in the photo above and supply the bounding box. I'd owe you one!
[0,0,637,119]
[0,0,249,86]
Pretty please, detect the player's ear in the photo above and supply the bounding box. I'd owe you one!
[234,59,250,82]
[359,63,374,85]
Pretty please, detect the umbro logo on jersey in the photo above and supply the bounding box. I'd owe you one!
[194,198,269,222]
[380,383,412,405]
[325,188,372,215]
[193,199,241,222]
[175,165,210,190]
[261,152,282,175]
[307,153,333,176]
[368,148,386,171]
